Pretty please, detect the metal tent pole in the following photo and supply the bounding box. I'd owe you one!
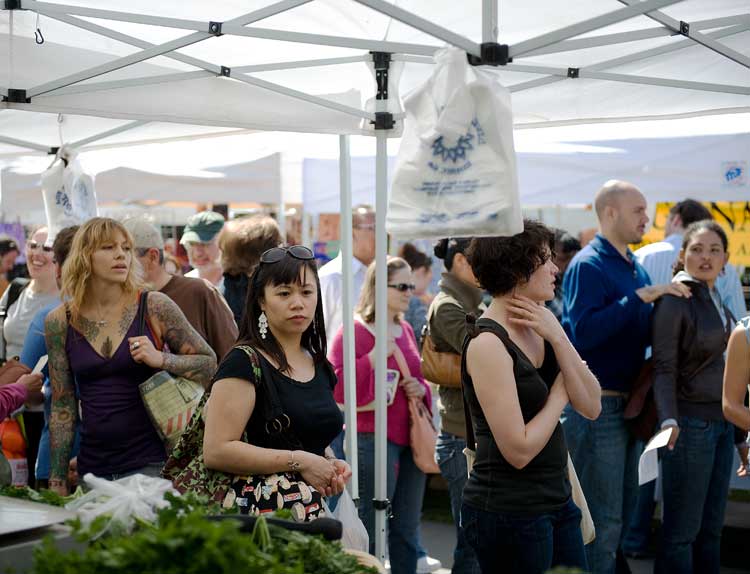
[339,134,359,499]
[374,126,389,564]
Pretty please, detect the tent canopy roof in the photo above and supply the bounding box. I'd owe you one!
[0,0,748,153]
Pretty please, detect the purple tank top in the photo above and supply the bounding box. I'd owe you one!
[66,298,165,476]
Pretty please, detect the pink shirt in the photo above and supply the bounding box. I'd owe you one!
[330,319,431,446]
[0,383,27,420]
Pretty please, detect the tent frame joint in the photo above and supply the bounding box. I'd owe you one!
[467,42,511,66]
[371,51,392,100]
[220,66,231,77]
[208,21,223,36]
[372,497,392,517]
[3,0,22,10]
[372,112,395,130]
[679,20,690,36]
[3,88,30,103]
[567,67,580,79]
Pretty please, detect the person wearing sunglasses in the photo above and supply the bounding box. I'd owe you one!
[330,256,432,574]
[0,226,59,487]
[203,245,351,514]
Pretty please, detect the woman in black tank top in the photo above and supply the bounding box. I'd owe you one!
[460,221,601,574]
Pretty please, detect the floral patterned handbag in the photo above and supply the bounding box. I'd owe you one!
[161,345,324,521]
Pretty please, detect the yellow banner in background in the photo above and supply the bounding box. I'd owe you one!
[633,201,750,266]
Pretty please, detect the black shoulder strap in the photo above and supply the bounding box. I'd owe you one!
[0,278,30,362]
[137,290,149,336]
[235,345,303,450]
[460,317,517,453]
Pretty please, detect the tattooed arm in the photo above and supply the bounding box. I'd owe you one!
[45,305,76,495]
[146,291,217,386]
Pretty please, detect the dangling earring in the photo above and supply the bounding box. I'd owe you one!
[258,312,268,340]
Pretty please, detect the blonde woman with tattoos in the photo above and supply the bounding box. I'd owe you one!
[45,218,216,494]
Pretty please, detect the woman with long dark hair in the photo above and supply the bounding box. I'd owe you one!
[654,220,736,573]
[460,221,600,574]
[203,245,350,508]
[47,218,216,494]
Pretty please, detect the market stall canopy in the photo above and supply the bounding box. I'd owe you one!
[1,0,749,154]
[303,118,750,211]
[0,148,285,224]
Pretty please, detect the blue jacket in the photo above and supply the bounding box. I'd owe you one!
[562,234,652,392]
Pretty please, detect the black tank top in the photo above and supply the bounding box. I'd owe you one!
[461,317,570,515]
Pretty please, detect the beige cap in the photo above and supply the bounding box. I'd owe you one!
[122,217,164,250]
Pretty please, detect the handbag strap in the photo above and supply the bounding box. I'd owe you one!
[235,345,303,449]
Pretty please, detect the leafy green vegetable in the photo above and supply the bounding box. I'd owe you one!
[0,485,84,507]
[30,491,377,574]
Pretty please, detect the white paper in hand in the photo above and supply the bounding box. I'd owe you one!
[638,427,673,485]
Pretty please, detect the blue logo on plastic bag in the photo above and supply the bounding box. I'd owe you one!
[428,118,486,172]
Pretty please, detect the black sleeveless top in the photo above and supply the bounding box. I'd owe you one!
[461,318,570,515]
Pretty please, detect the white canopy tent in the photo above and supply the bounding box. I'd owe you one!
[3,0,750,559]
[303,131,750,211]
[1,150,286,223]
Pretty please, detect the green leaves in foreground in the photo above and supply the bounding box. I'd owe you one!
[31,492,376,574]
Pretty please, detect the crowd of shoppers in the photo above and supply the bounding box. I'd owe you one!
[0,188,747,574]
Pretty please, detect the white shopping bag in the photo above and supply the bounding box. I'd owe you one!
[41,146,97,245]
[333,489,369,553]
[387,47,522,239]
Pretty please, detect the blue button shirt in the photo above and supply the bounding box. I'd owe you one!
[562,234,652,392]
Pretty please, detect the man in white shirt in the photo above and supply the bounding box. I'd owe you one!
[635,199,747,321]
[180,211,225,293]
[319,206,375,344]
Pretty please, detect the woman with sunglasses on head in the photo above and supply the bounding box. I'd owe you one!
[460,221,600,574]
[330,256,432,574]
[0,227,59,486]
[203,245,351,515]
[46,218,216,495]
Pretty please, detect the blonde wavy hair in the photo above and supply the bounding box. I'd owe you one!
[62,217,144,318]
[356,256,411,324]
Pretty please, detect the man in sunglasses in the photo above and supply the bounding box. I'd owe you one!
[319,206,376,344]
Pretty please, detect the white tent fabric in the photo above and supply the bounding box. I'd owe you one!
[1,0,749,153]
[303,131,750,211]
[0,152,284,222]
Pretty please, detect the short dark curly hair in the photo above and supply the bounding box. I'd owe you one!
[466,220,555,296]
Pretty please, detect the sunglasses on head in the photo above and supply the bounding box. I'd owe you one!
[27,240,53,253]
[388,282,416,293]
[260,245,315,264]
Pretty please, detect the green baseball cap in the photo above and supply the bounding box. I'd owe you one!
[180,211,225,245]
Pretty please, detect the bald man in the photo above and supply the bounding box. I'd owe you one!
[560,181,689,574]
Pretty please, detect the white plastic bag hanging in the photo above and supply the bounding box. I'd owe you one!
[387,47,522,239]
[41,145,97,245]
[332,489,369,553]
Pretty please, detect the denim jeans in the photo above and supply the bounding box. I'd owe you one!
[562,396,640,574]
[656,416,733,574]
[436,431,481,574]
[461,498,587,574]
[358,433,426,574]
[621,475,656,555]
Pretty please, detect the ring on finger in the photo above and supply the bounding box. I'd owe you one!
[131,341,140,350]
